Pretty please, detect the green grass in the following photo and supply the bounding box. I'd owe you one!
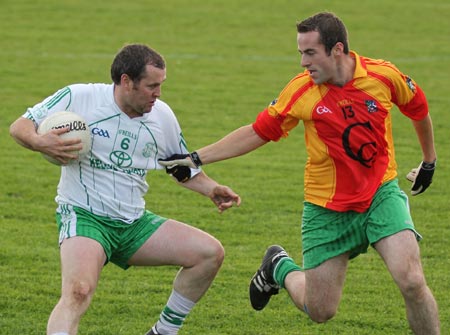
[1,0,449,334]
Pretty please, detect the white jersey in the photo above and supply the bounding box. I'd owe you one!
[24,83,200,223]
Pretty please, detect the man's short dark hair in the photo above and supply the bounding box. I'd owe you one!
[297,12,349,55]
[111,44,165,85]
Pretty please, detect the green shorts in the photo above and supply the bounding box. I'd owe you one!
[301,179,421,270]
[56,204,167,269]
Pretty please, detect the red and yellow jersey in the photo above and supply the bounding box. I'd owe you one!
[253,51,428,212]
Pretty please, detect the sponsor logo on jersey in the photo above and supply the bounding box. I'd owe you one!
[118,129,138,140]
[109,151,132,168]
[342,121,377,168]
[89,158,145,176]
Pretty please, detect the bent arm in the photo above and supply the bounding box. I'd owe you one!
[10,117,40,150]
[10,116,82,164]
[180,171,241,213]
[196,124,268,165]
[412,114,437,163]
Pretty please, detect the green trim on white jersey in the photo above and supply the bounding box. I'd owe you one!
[25,83,200,224]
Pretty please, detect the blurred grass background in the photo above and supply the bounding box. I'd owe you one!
[1,0,449,334]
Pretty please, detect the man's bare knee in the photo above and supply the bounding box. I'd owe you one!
[204,240,225,271]
[399,271,428,301]
[185,238,225,276]
[65,280,95,305]
[306,305,337,324]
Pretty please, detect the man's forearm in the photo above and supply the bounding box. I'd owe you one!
[412,115,436,163]
[196,124,267,165]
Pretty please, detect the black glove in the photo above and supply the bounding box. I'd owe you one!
[406,160,436,195]
[159,154,191,183]
[158,151,203,168]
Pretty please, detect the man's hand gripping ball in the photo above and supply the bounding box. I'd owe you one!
[406,160,436,195]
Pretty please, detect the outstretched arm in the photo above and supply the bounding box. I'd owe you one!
[159,124,268,169]
[195,124,268,165]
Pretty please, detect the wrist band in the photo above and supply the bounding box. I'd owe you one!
[190,151,203,167]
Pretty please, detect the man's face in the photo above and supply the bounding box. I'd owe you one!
[297,31,335,85]
[123,64,166,117]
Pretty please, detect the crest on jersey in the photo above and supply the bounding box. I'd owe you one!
[142,142,156,158]
[406,76,416,93]
[365,100,378,113]
[269,99,278,106]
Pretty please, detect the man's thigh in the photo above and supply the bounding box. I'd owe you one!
[128,219,222,267]
[374,230,424,287]
[305,252,350,312]
[60,236,106,291]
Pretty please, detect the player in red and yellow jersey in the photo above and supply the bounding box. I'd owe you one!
[159,12,439,334]
[254,51,429,213]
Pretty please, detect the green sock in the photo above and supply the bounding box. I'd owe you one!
[273,257,302,288]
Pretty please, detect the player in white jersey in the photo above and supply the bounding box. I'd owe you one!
[10,44,241,335]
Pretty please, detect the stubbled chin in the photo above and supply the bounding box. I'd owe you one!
[310,75,324,85]
[310,76,320,84]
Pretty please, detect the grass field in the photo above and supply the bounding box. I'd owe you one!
[1,0,449,334]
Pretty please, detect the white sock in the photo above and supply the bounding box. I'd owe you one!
[155,290,196,334]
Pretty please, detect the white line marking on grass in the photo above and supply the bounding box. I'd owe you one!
[6,51,450,64]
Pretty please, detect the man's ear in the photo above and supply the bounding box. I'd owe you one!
[333,42,345,56]
[120,73,132,90]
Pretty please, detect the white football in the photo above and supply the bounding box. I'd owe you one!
[37,111,91,165]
